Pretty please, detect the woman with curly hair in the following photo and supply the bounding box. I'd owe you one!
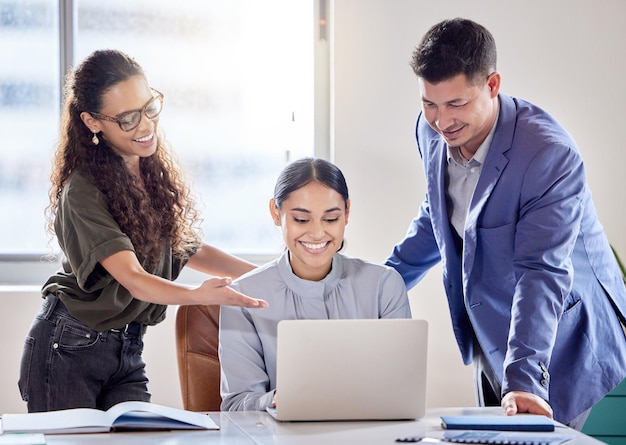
[18,49,267,413]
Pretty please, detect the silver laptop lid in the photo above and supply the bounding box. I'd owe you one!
[271,318,428,421]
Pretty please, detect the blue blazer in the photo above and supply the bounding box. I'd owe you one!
[386,93,626,424]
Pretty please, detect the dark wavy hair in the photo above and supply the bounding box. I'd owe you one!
[411,18,497,85]
[46,49,201,270]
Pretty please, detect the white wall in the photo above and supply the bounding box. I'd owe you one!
[2,0,626,414]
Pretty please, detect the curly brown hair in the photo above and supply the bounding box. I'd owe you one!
[46,49,201,270]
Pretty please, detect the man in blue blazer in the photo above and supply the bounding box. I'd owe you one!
[385,18,626,429]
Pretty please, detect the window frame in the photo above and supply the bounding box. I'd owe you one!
[0,0,329,287]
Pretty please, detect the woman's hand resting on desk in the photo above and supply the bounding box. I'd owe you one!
[501,391,553,418]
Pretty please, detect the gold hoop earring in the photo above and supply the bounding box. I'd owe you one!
[92,132,100,145]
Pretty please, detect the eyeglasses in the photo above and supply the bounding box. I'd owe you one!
[90,88,164,132]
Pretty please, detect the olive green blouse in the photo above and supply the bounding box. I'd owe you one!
[42,172,189,331]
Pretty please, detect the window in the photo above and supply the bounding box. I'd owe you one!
[0,0,326,285]
[0,1,59,255]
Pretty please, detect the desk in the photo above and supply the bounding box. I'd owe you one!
[41,407,603,445]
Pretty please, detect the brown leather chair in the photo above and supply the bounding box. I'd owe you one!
[175,304,222,412]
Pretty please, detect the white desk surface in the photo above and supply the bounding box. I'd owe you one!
[38,407,602,445]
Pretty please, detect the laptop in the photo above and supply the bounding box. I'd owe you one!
[266,318,428,421]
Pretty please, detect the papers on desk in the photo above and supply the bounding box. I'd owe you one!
[396,414,574,445]
[430,415,572,445]
[398,415,572,445]
[0,401,218,435]
[440,430,573,445]
[398,431,574,445]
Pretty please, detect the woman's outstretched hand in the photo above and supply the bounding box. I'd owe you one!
[198,277,269,308]
[100,250,268,307]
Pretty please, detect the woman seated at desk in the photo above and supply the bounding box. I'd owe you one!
[219,157,412,411]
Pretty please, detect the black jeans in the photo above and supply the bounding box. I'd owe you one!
[19,294,150,412]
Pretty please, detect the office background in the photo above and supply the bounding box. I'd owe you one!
[2,0,625,414]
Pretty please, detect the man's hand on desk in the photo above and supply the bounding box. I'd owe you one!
[501,390,553,419]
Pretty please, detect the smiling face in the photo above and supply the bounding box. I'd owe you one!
[419,72,500,159]
[270,181,350,281]
[80,75,159,172]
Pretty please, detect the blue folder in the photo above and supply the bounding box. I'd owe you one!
[440,415,555,432]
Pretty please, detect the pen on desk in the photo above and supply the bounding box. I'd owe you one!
[396,436,444,443]
[396,437,422,443]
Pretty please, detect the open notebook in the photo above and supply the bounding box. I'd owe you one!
[266,318,428,421]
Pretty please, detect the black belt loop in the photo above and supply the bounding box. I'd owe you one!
[43,292,61,318]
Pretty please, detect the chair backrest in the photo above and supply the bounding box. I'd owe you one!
[175,304,222,412]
